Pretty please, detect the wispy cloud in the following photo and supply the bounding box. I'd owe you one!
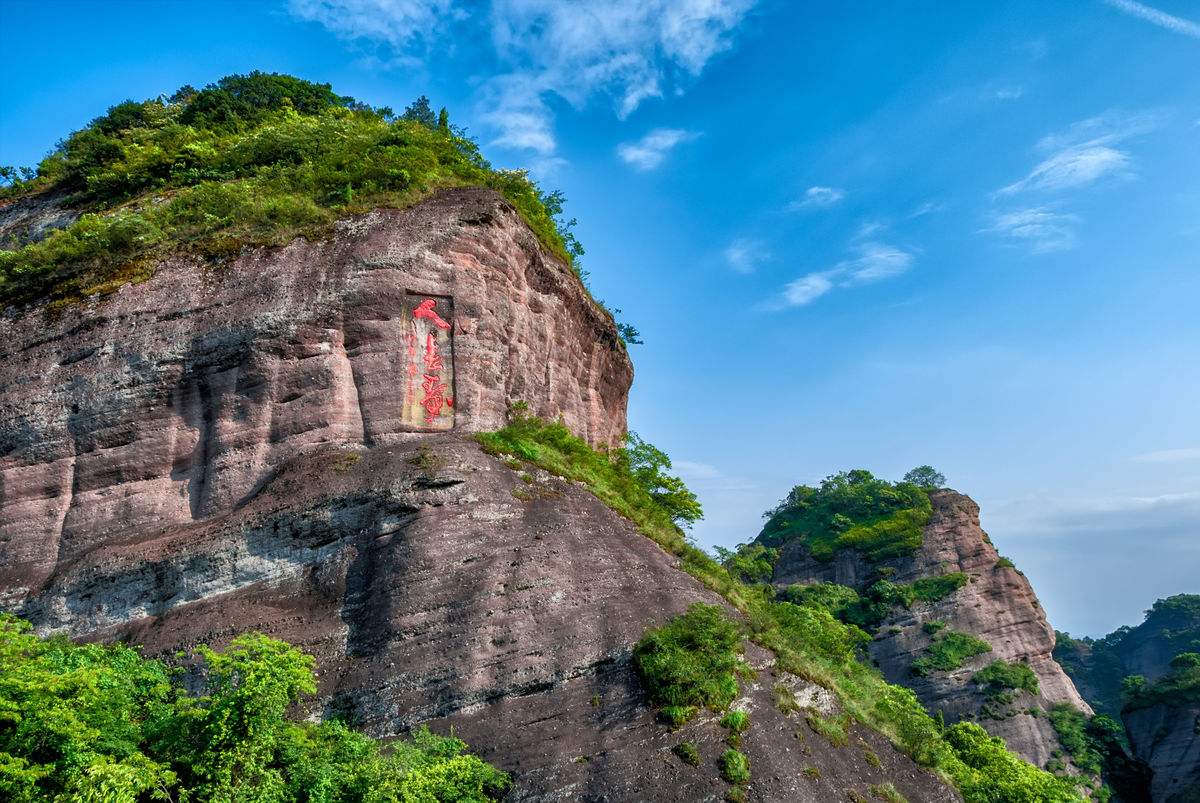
[1133,447,1200,464]
[787,185,845,211]
[1000,110,1164,195]
[617,128,699,170]
[985,207,1080,253]
[766,240,915,309]
[674,460,757,493]
[723,238,769,274]
[289,0,462,56]
[1101,0,1200,38]
[289,1,756,162]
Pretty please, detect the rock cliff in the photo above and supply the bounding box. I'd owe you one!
[771,489,1092,769]
[1,186,631,606]
[1123,700,1200,803]
[0,188,961,800]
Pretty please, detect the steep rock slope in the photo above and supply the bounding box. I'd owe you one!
[0,188,961,800]
[1057,597,1200,802]
[1,187,631,607]
[771,489,1091,768]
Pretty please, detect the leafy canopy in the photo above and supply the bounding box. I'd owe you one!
[0,614,509,802]
[0,72,584,315]
[758,469,933,562]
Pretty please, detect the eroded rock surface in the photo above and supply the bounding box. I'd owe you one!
[1,187,631,604]
[1124,700,1200,803]
[772,489,1091,768]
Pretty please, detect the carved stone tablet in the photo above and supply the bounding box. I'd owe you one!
[401,293,454,430]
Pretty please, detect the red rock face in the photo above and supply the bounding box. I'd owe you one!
[772,490,1092,769]
[0,187,632,602]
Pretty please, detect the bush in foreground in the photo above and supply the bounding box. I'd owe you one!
[0,614,508,802]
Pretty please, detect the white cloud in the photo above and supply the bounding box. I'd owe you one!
[1102,0,1200,38]
[1000,110,1164,195]
[992,86,1025,101]
[289,0,756,159]
[781,272,835,306]
[989,489,1200,539]
[288,0,461,52]
[617,128,699,170]
[766,240,915,309]
[1133,447,1200,464]
[787,186,844,211]
[674,460,757,493]
[1000,145,1130,194]
[722,237,769,274]
[985,207,1080,253]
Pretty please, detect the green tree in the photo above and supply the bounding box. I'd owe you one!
[403,95,438,128]
[902,465,946,489]
[624,432,703,526]
[438,107,450,130]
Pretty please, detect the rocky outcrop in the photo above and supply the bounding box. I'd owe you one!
[0,187,632,606]
[1124,701,1200,803]
[0,187,962,800]
[771,489,1091,769]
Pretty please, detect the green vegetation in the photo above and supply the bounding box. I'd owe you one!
[923,620,947,635]
[672,741,700,767]
[972,660,1040,698]
[0,72,591,315]
[480,413,1085,802]
[902,466,946,490]
[995,556,1016,570]
[1122,649,1200,710]
[0,614,508,802]
[944,722,1079,802]
[1047,705,1107,777]
[782,573,967,632]
[632,603,745,727]
[719,748,751,785]
[720,709,750,736]
[807,712,851,747]
[912,631,992,676]
[759,470,933,562]
[478,410,701,543]
[870,782,908,803]
[715,542,778,584]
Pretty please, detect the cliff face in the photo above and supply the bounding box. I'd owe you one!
[0,188,961,800]
[772,489,1091,769]
[0,187,631,606]
[1124,701,1200,803]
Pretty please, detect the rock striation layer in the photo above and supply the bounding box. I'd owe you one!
[1,187,631,605]
[1124,700,1200,803]
[771,489,1092,769]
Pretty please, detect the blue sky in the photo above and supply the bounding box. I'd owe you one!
[2,0,1197,636]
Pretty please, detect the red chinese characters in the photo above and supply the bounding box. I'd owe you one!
[412,298,452,425]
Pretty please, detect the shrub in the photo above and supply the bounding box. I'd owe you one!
[944,722,1079,801]
[716,542,778,583]
[1047,704,1105,777]
[633,604,745,726]
[719,749,751,784]
[995,556,1016,570]
[672,741,700,767]
[0,614,509,802]
[759,470,932,562]
[807,713,851,747]
[912,632,992,676]
[720,709,751,735]
[923,620,947,635]
[972,660,1040,698]
[870,782,908,803]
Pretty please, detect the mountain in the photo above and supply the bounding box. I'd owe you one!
[1057,596,1200,802]
[0,73,1105,802]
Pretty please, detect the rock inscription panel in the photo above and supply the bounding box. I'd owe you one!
[401,293,454,430]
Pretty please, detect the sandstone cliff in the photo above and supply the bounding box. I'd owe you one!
[771,489,1092,769]
[1,187,630,607]
[0,188,961,800]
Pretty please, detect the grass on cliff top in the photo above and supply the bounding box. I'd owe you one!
[480,413,1083,802]
[757,469,933,563]
[911,631,993,676]
[0,614,509,802]
[0,72,584,312]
